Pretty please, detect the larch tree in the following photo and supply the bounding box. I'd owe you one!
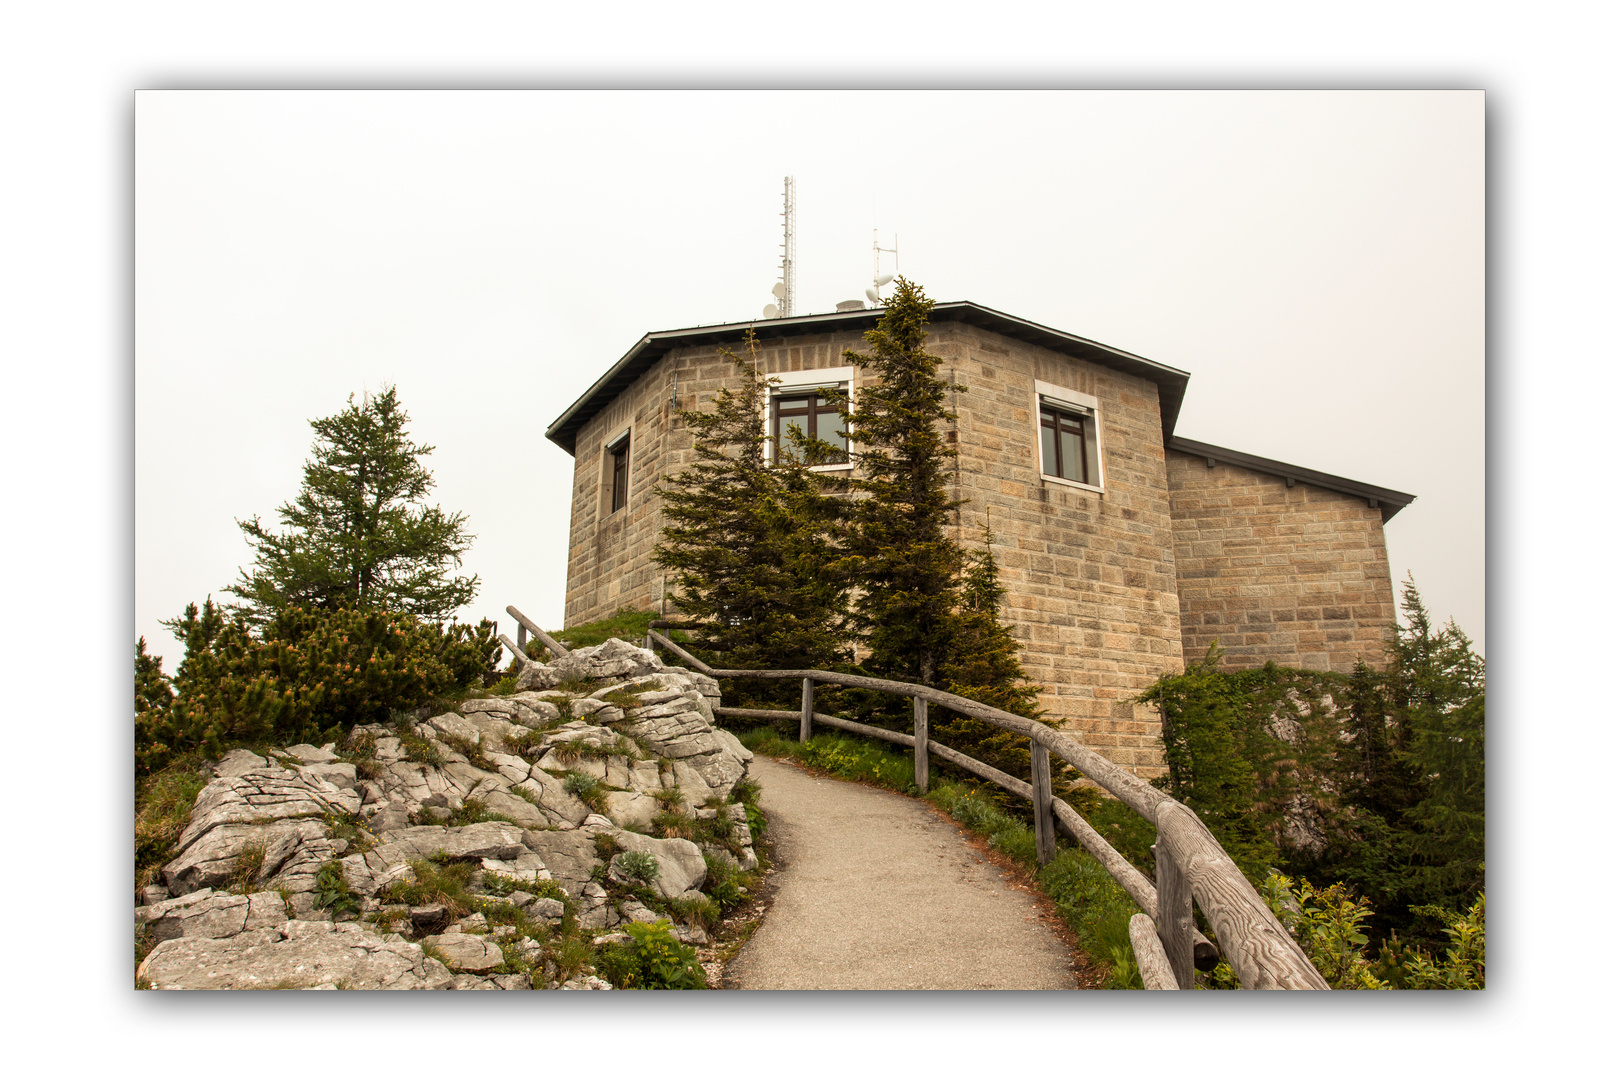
[226,385,478,627]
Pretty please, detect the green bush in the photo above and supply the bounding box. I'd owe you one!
[1137,580,1485,949]
[136,599,498,776]
[596,920,707,989]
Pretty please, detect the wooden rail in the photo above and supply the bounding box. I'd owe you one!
[643,626,1321,990]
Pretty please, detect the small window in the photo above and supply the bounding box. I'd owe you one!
[608,433,630,513]
[771,392,847,464]
[765,365,854,469]
[1040,403,1096,485]
[1033,380,1103,491]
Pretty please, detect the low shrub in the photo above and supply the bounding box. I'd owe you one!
[136,600,499,777]
[596,919,707,989]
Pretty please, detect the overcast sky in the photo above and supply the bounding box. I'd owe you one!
[137,89,1482,664]
[12,0,1620,1066]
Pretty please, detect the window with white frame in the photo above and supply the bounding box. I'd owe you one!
[766,365,853,469]
[1034,380,1103,490]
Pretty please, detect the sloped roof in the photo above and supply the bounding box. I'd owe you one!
[544,301,1192,454]
[1168,436,1416,522]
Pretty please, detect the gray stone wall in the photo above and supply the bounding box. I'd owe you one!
[1165,449,1397,673]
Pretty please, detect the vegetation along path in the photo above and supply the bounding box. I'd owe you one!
[724,756,1078,990]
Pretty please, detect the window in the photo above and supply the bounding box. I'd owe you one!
[606,430,630,513]
[1034,380,1103,491]
[767,365,853,469]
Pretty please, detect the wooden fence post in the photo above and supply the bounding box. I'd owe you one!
[913,696,929,793]
[516,624,527,657]
[1155,837,1196,990]
[800,678,815,742]
[1031,740,1055,865]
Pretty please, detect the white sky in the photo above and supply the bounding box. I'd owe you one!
[136,89,1482,665]
[8,0,1617,1067]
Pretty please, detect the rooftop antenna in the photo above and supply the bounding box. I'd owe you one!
[764,176,796,320]
[866,228,898,305]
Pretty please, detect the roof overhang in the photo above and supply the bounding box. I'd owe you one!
[545,301,1192,454]
[1168,436,1415,523]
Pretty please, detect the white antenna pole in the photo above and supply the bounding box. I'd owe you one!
[780,176,796,318]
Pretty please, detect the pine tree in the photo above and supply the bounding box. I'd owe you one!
[653,331,848,700]
[839,278,965,687]
[226,386,477,626]
[135,637,174,717]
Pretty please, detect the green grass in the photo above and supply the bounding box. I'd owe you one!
[135,753,211,890]
[549,609,660,651]
[738,725,1147,988]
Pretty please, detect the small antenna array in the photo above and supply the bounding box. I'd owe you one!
[865,229,898,304]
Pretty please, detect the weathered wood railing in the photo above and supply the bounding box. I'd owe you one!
[636,623,1326,990]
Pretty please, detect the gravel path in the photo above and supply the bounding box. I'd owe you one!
[724,756,1078,990]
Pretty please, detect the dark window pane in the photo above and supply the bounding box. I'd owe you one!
[1041,420,1057,476]
[1060,429,1083,482]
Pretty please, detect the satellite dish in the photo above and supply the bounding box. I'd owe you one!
[772,282,786,299]
[865,287,881,303]
[763,303,779,319]
[875,273,894,287]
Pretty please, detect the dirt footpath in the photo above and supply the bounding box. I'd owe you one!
[724,756,1078,990]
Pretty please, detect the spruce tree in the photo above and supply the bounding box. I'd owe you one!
[653,330,847,699]
[226,386,478,626]
[1387,576,1485,911]
[933,522,1048,777]
[839,278,964,687]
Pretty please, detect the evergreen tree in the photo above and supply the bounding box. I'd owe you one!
[135,637,174,717]
[653,331,848,700]
[933,522,1049,779]
[839,278,965,687]
[226,386,477,626]
[1387,576,1485,910]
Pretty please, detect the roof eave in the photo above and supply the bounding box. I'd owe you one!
[544,301,1192,454]
[1168,436,1416,523]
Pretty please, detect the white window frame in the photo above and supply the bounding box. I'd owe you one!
[763,365,855,473]
[1033,380,1104,493]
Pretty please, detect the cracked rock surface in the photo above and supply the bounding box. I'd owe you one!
[137,640,761,991]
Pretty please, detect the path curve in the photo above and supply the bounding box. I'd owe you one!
[724,756,1077,990]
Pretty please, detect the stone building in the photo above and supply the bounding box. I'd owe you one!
[544,302,1413,776]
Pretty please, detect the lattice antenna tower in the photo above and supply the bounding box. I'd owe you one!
[779,176,796,317]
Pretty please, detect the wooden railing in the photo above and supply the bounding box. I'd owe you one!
[636,623,1327,990]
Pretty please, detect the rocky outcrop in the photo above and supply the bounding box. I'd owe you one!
[136,641,760,991]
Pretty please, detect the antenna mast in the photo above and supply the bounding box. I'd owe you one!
[873,228,898,287]
[779,176,796,318]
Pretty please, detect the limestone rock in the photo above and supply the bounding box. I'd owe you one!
[282,743,339,765]
[214,750,272,777]
[137,889,289,944]
[139,920,454,990]
[602,791,658,831]
[365,822,527,869]
[610,831,706,899]
[435,932,505,974]
[519,830,601,899]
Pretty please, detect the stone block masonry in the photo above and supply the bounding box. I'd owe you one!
[558,310,1408,779]
[1166,450,1397,673]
